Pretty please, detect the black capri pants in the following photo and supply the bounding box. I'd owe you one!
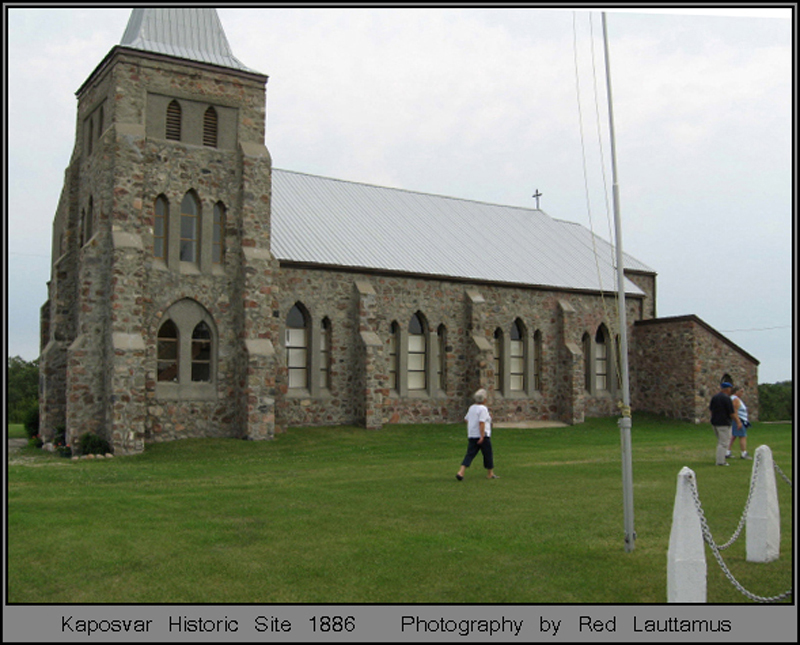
[461,437,494,470]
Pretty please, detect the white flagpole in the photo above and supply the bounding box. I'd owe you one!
[602,11,636,552]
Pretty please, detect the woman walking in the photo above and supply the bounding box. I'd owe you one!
[456,389,498,480]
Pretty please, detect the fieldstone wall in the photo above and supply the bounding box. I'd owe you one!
[40,45,273,454]
[624,270,657,320]
[632,315,759,423]
[556,301,584,425]
[272,264,649,429]
[39,166,81,441]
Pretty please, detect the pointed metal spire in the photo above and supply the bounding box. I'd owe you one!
[120,8,258,73]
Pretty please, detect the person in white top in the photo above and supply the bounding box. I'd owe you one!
[456,388,498,480]
[727,386,751,459]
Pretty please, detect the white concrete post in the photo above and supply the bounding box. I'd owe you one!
[746,445,781,562]
[667,467,706,602]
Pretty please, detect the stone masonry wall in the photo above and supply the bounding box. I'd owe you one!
[40,47,273,453]
[624,271,657,320]
[691,321,759,423]
[273,264,649,429]
[632,316,759,423]
[630,318,696,420]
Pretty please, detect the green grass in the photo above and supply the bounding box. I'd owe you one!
[6,415,793,604]
[8,423,26,439]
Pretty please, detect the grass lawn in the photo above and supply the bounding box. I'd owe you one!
[6,415,793,604]
[8,423,26,439]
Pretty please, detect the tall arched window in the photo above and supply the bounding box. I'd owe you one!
[510,319,525,392]
[180,191,200,263]
[166,100,182,141]
[203,106,218,147]
[493,328,504,391]
[388,321,399,391]
[212,202,225,264]
[533,330,543,391]
[286,304,309,389]
[157,320,179,382]
[154,195,168,260]
[437,324,447,391]
[408,313,427,391]
[320,317,332,390]
[88,118,94,155]
[583,332,592,392]
[191,321,212,382]
[81,196,94,245]
[595,326,609,391]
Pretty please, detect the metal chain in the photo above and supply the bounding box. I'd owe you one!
[773,461,793,486]
[687,469,793,603]
[717,453,792,549]
[716,450,761,550]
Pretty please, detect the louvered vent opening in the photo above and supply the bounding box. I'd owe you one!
[203,107,218,147]
[166,100,182,141]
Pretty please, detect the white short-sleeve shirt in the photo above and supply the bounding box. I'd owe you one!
[465,403,492,438]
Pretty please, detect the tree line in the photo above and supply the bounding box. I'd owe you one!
[5,356,795,426]
[7,356,39,425]
[757,380,793,422]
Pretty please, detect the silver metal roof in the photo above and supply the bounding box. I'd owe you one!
[271,169,653,295]
[120,8,259,74]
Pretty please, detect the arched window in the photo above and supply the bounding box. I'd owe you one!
[97,106,104,137]
[154,195,168,260]
[85,196,94,245]
[180,191,200,263]
[493,328,504,391]
[408,313,427,391]
[157,320,179,382]
[191,321,212,382]
[203,106,218,147]
[510,319,525,392]
[533,330,543,391]
[388,321,399,391]
[155,300,217,397]
[437,324,447,391]
[320,317,332,390]
[286,304,309,389]
[595,326,609,391]
[212,202,225,264]
[583,332,592,392]
[166,100,182,141]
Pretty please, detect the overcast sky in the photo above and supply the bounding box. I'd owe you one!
[5,6,793,384]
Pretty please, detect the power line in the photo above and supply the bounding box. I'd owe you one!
[720,325,791,333]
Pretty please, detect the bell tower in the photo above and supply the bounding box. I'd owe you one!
[40,8,279,454]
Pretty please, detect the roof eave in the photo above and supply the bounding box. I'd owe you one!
[277,259,647,298]
[76,45,268,98]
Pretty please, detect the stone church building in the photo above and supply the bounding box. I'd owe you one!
[39,8,759,455]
